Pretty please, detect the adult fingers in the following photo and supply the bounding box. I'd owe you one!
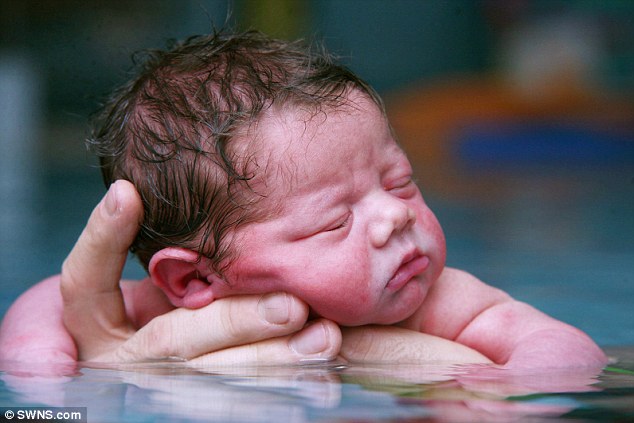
[60,180,143,360]
[340,326,492,364]
[96,293,321,363]
[188,319,342,368]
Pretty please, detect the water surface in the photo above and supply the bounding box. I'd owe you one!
[2,347,633,422]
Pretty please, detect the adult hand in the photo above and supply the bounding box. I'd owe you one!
[340,325,491,366]
[60,180,341,365]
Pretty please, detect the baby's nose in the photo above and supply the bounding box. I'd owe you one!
[369,198,416,248]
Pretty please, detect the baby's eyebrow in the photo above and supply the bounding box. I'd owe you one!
[306,192,343,215]
[382,149,413,174]
[288,187,348,224]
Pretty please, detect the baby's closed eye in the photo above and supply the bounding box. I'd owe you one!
[385,177,416,198]
[323,213,351,232]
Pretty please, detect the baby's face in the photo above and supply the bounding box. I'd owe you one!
[218,91,446,326]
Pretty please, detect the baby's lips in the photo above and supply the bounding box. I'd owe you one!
[386,254,430,291]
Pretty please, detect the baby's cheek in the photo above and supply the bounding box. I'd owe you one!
[303,279,376,326]
[310,296,372,326]
[419,209,446,257]
[291,248,377,325]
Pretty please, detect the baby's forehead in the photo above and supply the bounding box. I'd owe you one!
[238,99,399,221]
[243,95,385,183]
[258,92,384,152]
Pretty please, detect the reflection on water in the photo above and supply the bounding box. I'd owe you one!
[1,348,633,422]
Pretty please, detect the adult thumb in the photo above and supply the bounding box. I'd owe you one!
[60,180,143,360]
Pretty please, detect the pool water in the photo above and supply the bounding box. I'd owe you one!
[1,348,633,422]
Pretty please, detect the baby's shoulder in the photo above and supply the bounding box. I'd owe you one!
[427,267,511,308]
[403,267,512,335]
[436,267,489,290]
[438,266,472,281]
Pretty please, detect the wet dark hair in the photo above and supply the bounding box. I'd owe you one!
[88,29,383,273]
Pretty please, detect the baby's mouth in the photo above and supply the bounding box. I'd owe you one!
[385,253,429,291]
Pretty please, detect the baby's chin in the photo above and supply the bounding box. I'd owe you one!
[308,302,422,327]
[307,308,374,327]
[306,279,430,326]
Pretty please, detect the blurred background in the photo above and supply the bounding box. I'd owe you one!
[0,0,632,346]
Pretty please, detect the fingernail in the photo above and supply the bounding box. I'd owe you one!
[258,293,291,325]
[290,322,329,355]
[104,182,119,216]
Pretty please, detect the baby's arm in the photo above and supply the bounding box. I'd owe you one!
[0,276,76,364]
[0,276,163,365]
[403,268,607,368]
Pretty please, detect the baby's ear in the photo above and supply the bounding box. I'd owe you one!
[149,247,223,309]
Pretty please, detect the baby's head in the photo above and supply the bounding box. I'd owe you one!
[90,30,382,272]
[91,30,447,325]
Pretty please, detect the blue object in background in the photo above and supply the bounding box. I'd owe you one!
[457,122,634,168]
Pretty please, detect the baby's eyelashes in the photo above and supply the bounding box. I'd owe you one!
[384,176,416,198]
[323,213,351,232]
[292,212,352,241]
